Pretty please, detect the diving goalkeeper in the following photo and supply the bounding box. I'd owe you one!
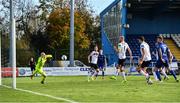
[30,52,52,84]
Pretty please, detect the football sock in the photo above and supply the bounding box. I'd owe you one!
[122,71,126,81]
[155,71,161,81]
[140,70,149,78]
[152,71,158,81]
[95,71,99,77]
[161,69,168,78]
[115,70,119,77]
[102,71,105,77]
[170,70,177,80]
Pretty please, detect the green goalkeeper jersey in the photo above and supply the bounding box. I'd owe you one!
[36,55,52,69]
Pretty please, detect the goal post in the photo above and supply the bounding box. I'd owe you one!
[11,18,16,89]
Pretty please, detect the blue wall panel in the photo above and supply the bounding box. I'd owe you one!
[127,14,180,35]
[102,33,118,65]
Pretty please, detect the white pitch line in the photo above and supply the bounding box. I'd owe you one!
[2,85,78,103]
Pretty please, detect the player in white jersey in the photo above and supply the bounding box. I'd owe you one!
[111,36,132,83]
[137,36,153,84]
[88,46,99,80]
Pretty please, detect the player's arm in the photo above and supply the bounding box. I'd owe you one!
[158,48,164,62]
[45,55,53,58]
[114,45,119,53]
[103,56,107,67]
[127,46,133,61]
[139,47,145,65]
[167,48,173,63]
[88,52,93,63]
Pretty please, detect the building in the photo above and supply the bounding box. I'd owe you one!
[100,0,180,65]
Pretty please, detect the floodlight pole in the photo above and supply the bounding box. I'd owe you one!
[70,0,74,67]
[0,28,1,86]
[10,0,16,89]
[121,0,127,37]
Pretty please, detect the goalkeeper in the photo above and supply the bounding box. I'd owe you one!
[30,52,52,84]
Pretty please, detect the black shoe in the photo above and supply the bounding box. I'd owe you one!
[164,76,169,80]
[41,81,44,84]
[176,79,179,82]
[146,76,153,85]
[30,75,33,80]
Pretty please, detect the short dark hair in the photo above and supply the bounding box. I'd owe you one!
[138,36,145,41]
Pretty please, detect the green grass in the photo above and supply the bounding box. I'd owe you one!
[0,76,180,102]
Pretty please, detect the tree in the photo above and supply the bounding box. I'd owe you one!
[46,8,90,59]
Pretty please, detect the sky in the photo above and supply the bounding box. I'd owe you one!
[88,0,113,15]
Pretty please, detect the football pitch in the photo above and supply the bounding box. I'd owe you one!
[0,76,180,102]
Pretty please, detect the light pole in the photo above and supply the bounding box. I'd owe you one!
[69,0,74,67]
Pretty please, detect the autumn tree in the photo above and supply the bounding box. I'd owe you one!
[46,8,90,60]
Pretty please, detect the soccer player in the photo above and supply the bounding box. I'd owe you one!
[29,57,36,75]
[136,36,153,84]
[97,49,107,79]
[154,36,179,82]
[152,43,169,81]
[88,46,99,80]
[30,52,52,84]
[111,36,132,83]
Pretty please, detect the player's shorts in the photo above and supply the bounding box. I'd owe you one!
[118,59,126,66]
[141,60,151,68]
[155,59,169,68]
[34,67,46,76]
[98,65,104,71]
[31,67,35,71]
[90,63,98,70]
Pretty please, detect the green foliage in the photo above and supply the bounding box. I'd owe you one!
[46,8,90,60]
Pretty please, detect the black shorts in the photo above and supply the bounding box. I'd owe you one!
[90,63,98,70]
[31,67,35,71]
[141,61,151,68]
[155,59,169,68]
[118,59,126,66]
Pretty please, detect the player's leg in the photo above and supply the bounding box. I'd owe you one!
[138,62,149,78]
[91,64,99,80]
[113,59,123,79]
[165,62,179,82]
[161,67,169,80]
[100,66,105,79]
[88,67,95,82]
[120,59,126,82]
[39,69,46,84]
[31,67,33,75]
[110,65,120,80]
[95,64,100,79]
[139,61,152,84]
[30,68,39,79]
[120,66,127,83]
[102,68,105,79]
[152,67,158,81]
[155,60,163,81]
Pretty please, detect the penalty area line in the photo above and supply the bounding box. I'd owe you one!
[1,85,78,103]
